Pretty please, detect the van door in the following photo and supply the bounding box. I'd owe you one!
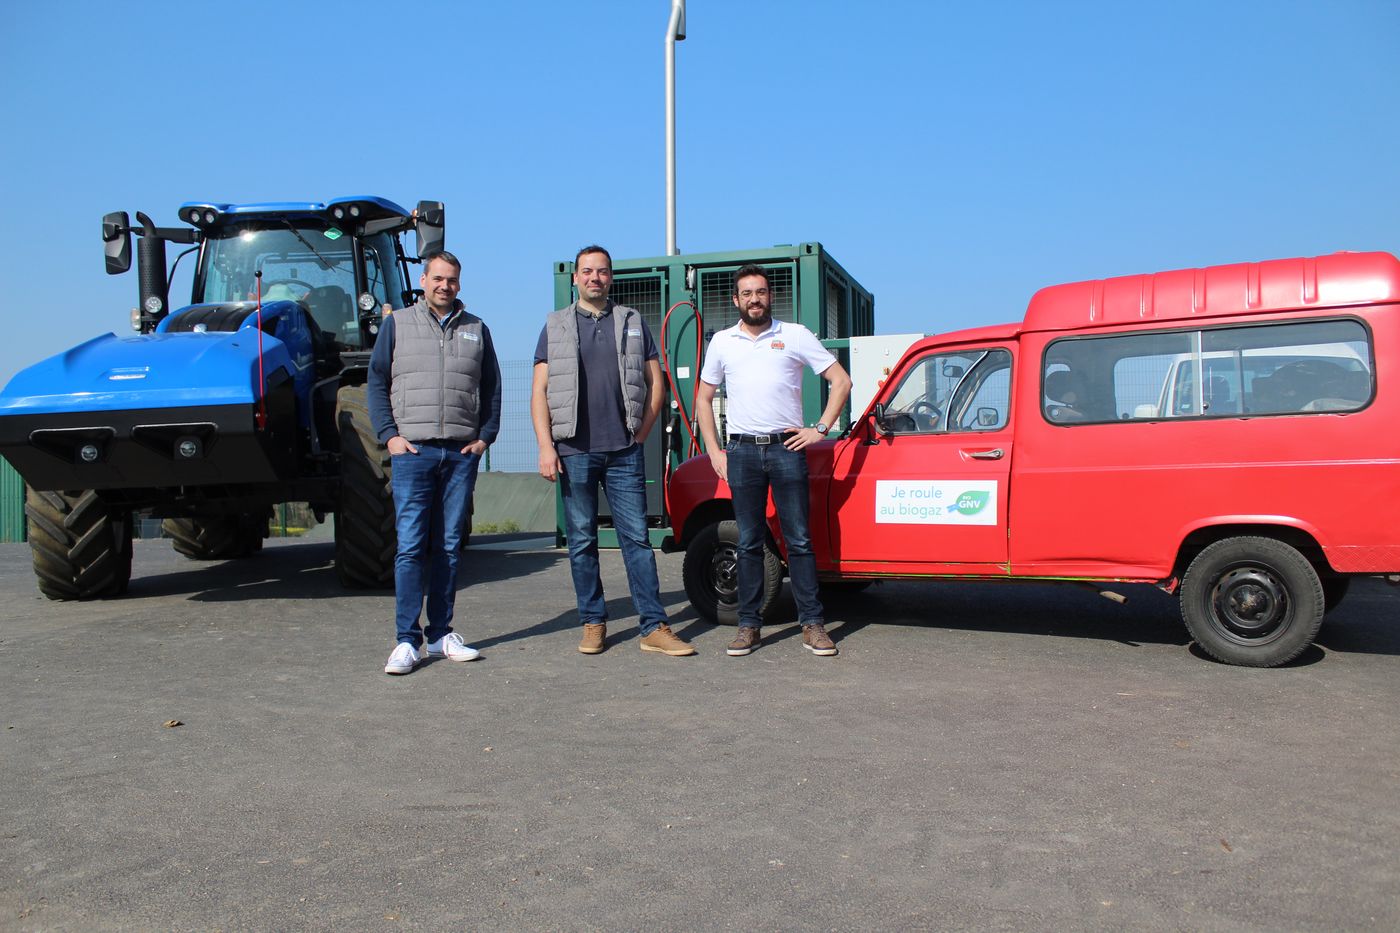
[826,346,1014,571]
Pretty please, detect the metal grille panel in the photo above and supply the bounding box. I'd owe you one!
[699,265,794,332]
[608,275,664,334]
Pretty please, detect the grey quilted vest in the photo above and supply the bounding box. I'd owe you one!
[545,303,647,441]
[389,299,486,442]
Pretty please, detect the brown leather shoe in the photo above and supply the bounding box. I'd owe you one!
[638,623,696,656]
[578,623,606,654]
[802,623,838,656]
[727,626,761,656]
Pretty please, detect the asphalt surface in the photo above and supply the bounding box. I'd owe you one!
[2,532,1399,932]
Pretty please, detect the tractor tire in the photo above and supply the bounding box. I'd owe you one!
[335,384,396,588]
[1180,536,1324,667]
[162,514,265,560]
[682,519,783,625]
[25,487,133,601]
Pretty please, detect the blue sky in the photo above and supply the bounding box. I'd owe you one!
[2,0,1397,383]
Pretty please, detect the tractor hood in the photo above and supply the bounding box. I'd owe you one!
[0,302,303,416]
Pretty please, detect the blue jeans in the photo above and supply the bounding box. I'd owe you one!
[559,443,668,635]
[390,442,481,647]
[726,439,824,629]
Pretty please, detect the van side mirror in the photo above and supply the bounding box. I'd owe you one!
[414,200,445,259]
[871,403,893,436]
[942,362,965,378]
[977,407,998,427]
[102,211,131,275]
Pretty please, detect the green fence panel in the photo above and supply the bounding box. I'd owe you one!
[0,456,25,543]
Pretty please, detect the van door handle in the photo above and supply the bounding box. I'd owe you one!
[966,448,1004,460]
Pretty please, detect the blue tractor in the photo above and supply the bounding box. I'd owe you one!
[0,197,444,598]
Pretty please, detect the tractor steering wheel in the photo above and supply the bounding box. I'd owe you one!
[261,279,314,300]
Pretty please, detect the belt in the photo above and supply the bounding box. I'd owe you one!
[730,432,794,445]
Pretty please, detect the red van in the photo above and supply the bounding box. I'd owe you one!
[665,251,1400,667]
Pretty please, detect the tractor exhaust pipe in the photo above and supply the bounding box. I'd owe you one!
[135,211,170,327]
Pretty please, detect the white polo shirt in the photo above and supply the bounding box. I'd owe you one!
[700,319,837,434]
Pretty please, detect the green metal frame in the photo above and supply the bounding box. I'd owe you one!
[550,242,875,549]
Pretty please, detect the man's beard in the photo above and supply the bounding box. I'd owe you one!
[739,305,771,327]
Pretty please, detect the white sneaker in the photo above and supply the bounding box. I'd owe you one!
[384,642,422,675]
[424,631,480,662]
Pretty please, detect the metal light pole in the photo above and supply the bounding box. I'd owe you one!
[665,0,687,256]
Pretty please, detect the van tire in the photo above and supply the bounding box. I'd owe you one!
[683,519,782,625]
[1180,536,1324,667]
[1320,574,1351,615]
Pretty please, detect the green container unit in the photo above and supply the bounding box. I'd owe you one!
[550,242,875,547]
[1,456,25,543]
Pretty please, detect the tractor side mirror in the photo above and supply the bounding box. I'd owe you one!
[103,211,131,275]
[414,200,445,259]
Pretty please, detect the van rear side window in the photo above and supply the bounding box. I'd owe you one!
[1043,318,1373,424]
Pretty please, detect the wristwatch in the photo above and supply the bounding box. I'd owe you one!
[815,422,829,436]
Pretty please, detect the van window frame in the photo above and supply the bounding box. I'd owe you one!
[1041,314,1375,427]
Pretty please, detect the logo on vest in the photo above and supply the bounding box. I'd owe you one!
[626,329,642,337]
[461,332,480,341]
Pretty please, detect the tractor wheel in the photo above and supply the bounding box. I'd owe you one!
[1180,536,1324,667]
[335,384,396,588]
[25,487,133,601]
[682,519,783,624]
[162,514,265,560]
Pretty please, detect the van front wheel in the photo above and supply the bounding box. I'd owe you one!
[682,520,782,625]
[1180,536,1324,667]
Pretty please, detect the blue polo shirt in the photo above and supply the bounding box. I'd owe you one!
[534,304,658,456]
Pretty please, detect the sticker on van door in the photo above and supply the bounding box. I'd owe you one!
[875,480,998,525]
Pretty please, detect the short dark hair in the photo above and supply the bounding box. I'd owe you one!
[575,244,612,268]
[732,263,770,294]
[421,249,461,273]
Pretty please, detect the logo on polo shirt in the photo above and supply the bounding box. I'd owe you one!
[771,340,785,350]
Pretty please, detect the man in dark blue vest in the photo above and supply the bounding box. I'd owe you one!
[369,250,502,675]
[531,245,694,657]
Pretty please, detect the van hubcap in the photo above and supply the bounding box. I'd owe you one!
[710,542,739,605]
[1212,567,1289,638]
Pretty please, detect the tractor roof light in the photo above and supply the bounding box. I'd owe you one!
[332,206,346,220]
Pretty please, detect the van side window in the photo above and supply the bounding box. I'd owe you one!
[1044,318,1373,425]
[882,349,1011,434]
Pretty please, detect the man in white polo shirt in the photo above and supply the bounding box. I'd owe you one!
[695,264,853,657]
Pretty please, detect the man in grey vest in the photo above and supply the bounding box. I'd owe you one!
[369,250,502,675]
[530,245,694,657]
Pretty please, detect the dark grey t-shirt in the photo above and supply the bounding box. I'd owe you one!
[535,306,659,456]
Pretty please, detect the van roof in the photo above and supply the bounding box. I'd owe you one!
[1023,251,1400,334]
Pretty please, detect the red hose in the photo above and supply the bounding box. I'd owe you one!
[660,300,704,457]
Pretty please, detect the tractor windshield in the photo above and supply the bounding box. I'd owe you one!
[199,222,363,349]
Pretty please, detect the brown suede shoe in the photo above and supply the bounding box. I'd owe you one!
[578,623,606,655]
[727,626,761,657]
[639,623,696,656]
[802,623,838,656]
